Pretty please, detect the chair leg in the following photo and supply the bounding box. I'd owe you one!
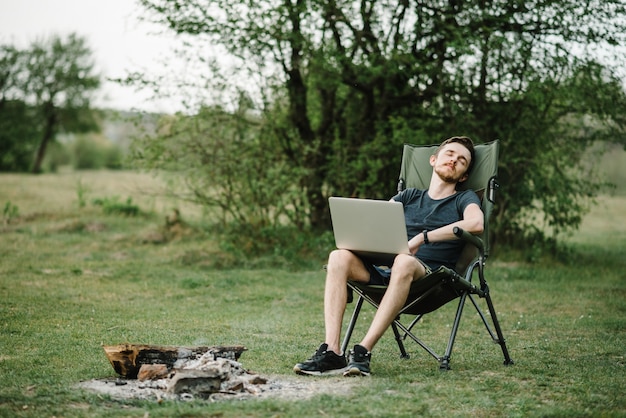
[440,293,469,371]
[391,322,410,359]
[483,291,514,366]
[341,295,364,355]
[468,291,514,366]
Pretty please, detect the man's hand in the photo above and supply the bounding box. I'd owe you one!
[408,233,425,255]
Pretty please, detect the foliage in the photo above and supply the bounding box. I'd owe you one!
[0,46,41,171]
[92,196,140,216]
[133,0,626,251]
[42,140,73,172]
[2,201,19,225]
[0,34,101,173]
[131,104,311,228]
[76,179,89,208]
[40,133,126,171]
[102,142,125,169]
[216,223,335,270]
[72,135,107,169]
[0,100,40,171]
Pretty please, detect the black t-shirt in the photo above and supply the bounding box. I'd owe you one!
[393,188,481,269]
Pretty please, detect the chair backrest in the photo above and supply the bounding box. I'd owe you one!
[398,140,499,261]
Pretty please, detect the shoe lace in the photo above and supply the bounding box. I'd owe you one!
[308,348,328,364]
[351,349,370,363]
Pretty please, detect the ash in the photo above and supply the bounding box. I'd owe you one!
[78,354,356,402]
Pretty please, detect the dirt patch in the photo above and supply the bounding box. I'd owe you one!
[77,372,359,402]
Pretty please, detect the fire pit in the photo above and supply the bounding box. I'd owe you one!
[77,343,358,402]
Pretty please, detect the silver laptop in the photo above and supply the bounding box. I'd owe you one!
[329,196,410,265]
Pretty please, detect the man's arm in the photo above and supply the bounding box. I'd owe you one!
[408,203,484,254]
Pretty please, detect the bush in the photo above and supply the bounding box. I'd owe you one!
[43,141,72,172]
[92,196,140,216]
[103,145,124,169]
[72,136,105,169]
[2,201,19,225]
[216,223,335,270]
[71,135,126,170]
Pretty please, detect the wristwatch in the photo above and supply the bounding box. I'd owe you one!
[422,230,429,244]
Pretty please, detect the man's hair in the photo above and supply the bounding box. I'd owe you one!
[435,136,476,175]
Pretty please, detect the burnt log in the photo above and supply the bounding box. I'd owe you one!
[137,364,169,381]
[102,344,247,379]
[167,369,222,398]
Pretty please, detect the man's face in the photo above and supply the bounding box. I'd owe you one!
[431,142,472,184]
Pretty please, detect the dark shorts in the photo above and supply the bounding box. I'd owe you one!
[362,257,435,286]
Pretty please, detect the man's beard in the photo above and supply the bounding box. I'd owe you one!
[434,164,463,184]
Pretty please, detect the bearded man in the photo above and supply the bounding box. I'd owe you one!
[294,136,483,377]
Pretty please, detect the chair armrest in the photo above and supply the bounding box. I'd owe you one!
[453,226,485,255]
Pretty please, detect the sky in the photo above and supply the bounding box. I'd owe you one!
[0,0,180,113]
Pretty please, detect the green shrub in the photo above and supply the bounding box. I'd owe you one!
[103,144,125,169]
[43,141,72,172]
[71,135,126,170]
[76,179,89,208]
[2,201,19,224]
[72,136,106,169]
[216,223,335,269]
[92,196,140,216]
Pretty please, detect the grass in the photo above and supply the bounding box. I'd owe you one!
[1,170,625,417]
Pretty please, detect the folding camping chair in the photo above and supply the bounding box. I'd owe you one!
[340,140,514,370]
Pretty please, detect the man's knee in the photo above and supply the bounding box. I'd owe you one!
[327,249,369,282]
[327,249,355,267]
[392,254,425,281]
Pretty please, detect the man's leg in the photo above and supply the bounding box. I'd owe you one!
[359,254,425,350]
[324,249,370,354]
[344,254,426,376]
[293,249,369,375]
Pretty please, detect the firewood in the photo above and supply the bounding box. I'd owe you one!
[102,344,247,379]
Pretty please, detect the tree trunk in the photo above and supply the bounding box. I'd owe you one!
[32,103,56,174]
[307,173,329,230]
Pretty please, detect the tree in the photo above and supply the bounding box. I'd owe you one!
[0,45,38,171]
[0,100,40,171]
[136,0,626,248]
[0,34,101,173]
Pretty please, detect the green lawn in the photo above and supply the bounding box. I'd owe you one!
[1,171,625,417]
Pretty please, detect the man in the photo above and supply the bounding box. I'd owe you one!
[294,136,484,376]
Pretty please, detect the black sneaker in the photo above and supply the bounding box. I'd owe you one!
[293,343,347,375]
[343,344,371,376]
